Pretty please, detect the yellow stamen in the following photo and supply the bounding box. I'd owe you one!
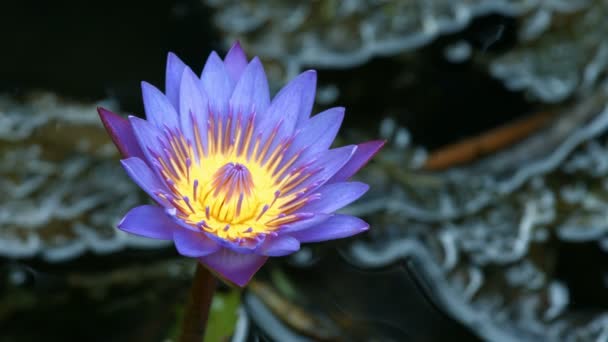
[159,117,314,242]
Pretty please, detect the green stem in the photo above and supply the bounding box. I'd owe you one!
[179,263,217,342]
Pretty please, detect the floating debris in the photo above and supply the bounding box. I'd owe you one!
[207,0,605,103]
[335,84,608,340]
[489,0,608,103]
[0,93,168,262]
[206,0,526,78]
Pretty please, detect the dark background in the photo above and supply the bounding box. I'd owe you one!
[0,0,534,150]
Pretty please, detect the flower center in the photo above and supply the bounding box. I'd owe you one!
[154,113,318,242]
[208,162,255,219]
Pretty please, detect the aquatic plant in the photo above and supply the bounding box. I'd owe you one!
[98,42,383,286]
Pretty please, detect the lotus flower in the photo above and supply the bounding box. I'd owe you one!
[98,42,383,286]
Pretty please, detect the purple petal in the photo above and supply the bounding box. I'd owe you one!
[257,235,300,256]
[256,70,316,139]
[204,233,265,254]
[298,182,369,213]
[289,214,369,243]
[224,41,248,83]
[165,52,187,109]
[120,157,169,204]
[179,66,209,148]
[142,81,180,131]
[328,140,385,183]
[279,213,330,234]
[97,107,145,159]
[199,249,268,287]
[288,145,356,194]
[118,205,176,239]
[293,70,317,128]
[173,227,220,257]
[201,51,232,116]
[284,107,344,162]
[230,57,270,119]
[128,116,165,165]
